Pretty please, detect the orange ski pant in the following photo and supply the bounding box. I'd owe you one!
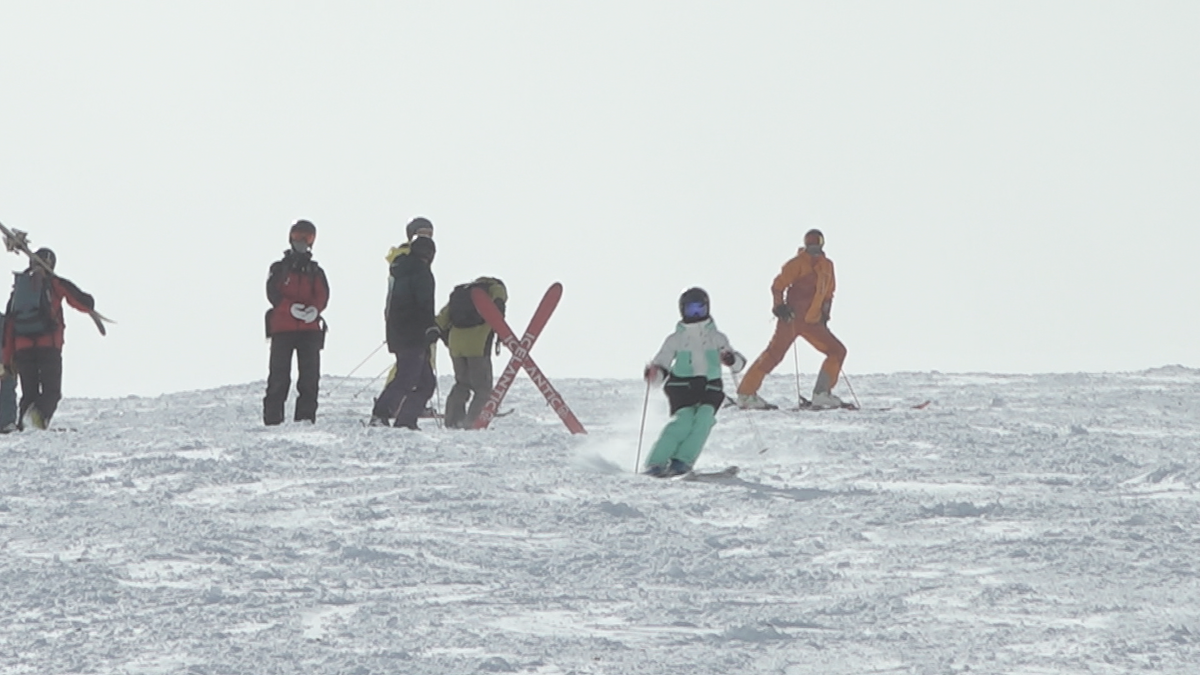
[736,320,846,396]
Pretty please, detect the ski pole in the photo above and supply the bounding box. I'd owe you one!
[326,340,386,397]
[841,370,862,410]
[634,379,651,473]
[352,364,392,400]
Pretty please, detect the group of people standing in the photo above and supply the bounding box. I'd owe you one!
[261,218,849,479]
[262,217,506,432]
[0,220,844,452]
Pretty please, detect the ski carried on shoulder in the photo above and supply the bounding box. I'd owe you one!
[679,465,740,481]
[0,221,113,335]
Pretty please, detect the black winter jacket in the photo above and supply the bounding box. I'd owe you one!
[385,251,436,351]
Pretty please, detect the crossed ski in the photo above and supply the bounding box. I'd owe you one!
[470,282,586,434]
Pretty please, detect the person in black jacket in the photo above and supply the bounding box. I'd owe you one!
[371,236,439,429]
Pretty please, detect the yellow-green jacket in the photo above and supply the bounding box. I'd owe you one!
[435,278,507,358]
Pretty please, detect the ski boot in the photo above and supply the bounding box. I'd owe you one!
[737,393,777,410]
[810,391,847,410]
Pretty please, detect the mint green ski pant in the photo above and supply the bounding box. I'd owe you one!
[644,404,717,469]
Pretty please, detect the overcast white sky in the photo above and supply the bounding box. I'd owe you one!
[1,2,1197,399]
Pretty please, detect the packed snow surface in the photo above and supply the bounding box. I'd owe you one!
[3,368,1200,674]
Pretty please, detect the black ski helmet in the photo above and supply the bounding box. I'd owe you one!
[678,287,710,323]
[804,229,824,249]
[289,219,317,241]
[405,217,433,241]
[34,248,56,271]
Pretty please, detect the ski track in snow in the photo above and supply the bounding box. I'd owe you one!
[2,368,1200,674]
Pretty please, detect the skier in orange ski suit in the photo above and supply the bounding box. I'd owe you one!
[736,229,848,410]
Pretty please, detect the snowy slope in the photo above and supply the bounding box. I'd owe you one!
[2,368,1200,674]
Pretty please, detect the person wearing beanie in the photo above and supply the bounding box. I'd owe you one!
[371,235,439,429]
[737,228,848,410]
[641,287,746,477]
[263,219,330,425]
[1,247,100,430]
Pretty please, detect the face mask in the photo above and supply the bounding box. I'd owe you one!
[291,239,311,254]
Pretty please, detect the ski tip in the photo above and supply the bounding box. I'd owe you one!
[913,400,932,409]
[681,465,740,481]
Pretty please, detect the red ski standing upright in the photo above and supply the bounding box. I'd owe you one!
[470,282,586,434]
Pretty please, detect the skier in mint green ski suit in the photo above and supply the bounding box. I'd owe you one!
[642,287,746,477]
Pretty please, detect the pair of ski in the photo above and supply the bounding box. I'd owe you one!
[468,282,586,434]
[0,222,113,335]
[679,465,740,482]
[724,396,930,412]
[789,399,930,412]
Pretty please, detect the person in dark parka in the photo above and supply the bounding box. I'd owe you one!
[371,235,439,429]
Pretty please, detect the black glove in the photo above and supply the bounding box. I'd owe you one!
[720,350,736,366]
[425,326,442,346]
[772,304,795,322]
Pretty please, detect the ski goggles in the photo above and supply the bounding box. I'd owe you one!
[683,301,709,320]
[290,230,316,246]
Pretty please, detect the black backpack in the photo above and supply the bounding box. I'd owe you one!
[447,278,504,328]
[9,271,53,337]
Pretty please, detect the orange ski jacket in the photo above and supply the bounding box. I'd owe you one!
[771,249,836,324]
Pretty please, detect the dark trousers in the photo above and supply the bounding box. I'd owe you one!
[0,374,16,430]
[14,347,63,426]
[373,347,436,428]
[444,355,493,429]
[263,331,322,425]
[663,375,725,415]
